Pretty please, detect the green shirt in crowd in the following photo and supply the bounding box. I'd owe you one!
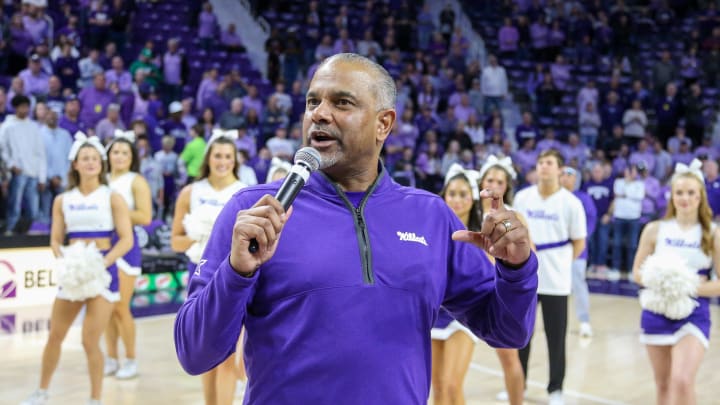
[181,137,207,178]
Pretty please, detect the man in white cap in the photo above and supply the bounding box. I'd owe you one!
[162,101,189,153]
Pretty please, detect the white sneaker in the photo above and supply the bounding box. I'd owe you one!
[606,268,621,281]
[495,390,509,401]
[579,322,593,338]
[495,389,526,402]
[87,400,102,405]
[104,357,119,376]
[115,359,138,379]
[548,390,564,405]
[20,389,48,405]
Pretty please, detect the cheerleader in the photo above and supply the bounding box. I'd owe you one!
[104,129,153,379]
[470,156,529,405]
[171,129,247,405]
[632,159,720,405]
[431,163,482,405]
[21,134,133,405]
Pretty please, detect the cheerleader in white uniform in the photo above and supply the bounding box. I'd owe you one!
[171,130,247,405]
[476,156,528,405]
[104,130,153,379]
[430,163,482,405]
[632,159,720,405]
[21,135,133,405]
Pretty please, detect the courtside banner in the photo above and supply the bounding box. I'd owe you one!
[0,247,58,309]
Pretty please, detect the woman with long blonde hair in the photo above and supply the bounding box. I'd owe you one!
[171,130,248,404]
[632,159,720,405]
[22,135,133,405]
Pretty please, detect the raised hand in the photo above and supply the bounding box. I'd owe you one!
[452,189,532,267]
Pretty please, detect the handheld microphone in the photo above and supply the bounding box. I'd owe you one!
[248,147,323,253]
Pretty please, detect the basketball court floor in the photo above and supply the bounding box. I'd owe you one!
[3,283,720,404]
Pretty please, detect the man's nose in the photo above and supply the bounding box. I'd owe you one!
[311,100,332,124]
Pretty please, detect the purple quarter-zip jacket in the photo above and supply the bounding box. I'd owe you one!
[174,166,538,404]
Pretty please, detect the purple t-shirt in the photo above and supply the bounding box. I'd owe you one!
[198,11,217,39]
[706,178,720,217]
[583,178,614,217]
[78,87,115,128]
[574,190,597,259]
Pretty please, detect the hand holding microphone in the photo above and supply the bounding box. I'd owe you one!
[229,147,323,275]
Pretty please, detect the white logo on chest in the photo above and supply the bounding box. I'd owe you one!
[397,231,428,246]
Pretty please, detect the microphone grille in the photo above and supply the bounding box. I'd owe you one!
[294,147,323,172]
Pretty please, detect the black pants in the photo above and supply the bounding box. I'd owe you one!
[519,294,568,393]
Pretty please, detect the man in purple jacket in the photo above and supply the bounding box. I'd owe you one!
[174,53,539,405]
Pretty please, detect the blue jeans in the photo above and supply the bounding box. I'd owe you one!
[39,183,64,223]
[484,96,504,115]
[571,258,590,322]
[6,173,39,231]
[590,222,610,266]
[612,218,641,271]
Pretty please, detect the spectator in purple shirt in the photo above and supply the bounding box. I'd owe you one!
[94,103,125,142]
[703,159,720,220]
[161,38,188,105]
[515,111,539,145]
[57,14,81,50]
[537,127,562,151]
[88,0,112,50]
[637,162,661,224]
[19,54,50,97]
[530,18,549,61]
[195,68,219,112]
[655,83,681,145]
[241,85,263,120]
[550,55,571,91]
[629,138,656,172]
[198,2,218,50]
[105,56,132,93]
[98,42,117,71]
[600,91,624,135]
[513,138,539,176]
[78,72,115,128]
[58,94,85,136]
[547,20,566,59]
[583,162,614,274]
[563,133,590,168]
[221,23,245,53]
[672,140,695,166]
[8,13,34,74]
[22,4,49,45]
[498,17,520,58]
[695,137,719,161]
[45,76,66,114]
[333,29,356,54]
[667,125,692,154]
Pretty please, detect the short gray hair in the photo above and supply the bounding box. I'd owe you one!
[317,53,396,111]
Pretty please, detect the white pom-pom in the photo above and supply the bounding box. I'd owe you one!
[183,211,216,242]
[185,242,204,263]
[57,242,110,301]
[639,252,700,320]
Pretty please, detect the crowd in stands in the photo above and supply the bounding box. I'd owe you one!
[2,0,720,278]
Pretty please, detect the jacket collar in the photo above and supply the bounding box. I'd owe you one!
[307,161,392,199]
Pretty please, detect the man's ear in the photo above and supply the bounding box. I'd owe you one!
[376,109,396,144]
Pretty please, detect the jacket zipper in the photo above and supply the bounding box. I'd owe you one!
[323,171,384,285]
[354,206,373,284]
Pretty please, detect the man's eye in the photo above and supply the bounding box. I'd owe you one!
[338,99,351,106]
[307,99,319,106]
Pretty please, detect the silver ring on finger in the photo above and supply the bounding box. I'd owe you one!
[502,220,512,233]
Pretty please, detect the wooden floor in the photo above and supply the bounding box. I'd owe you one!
[3,293,720,404]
